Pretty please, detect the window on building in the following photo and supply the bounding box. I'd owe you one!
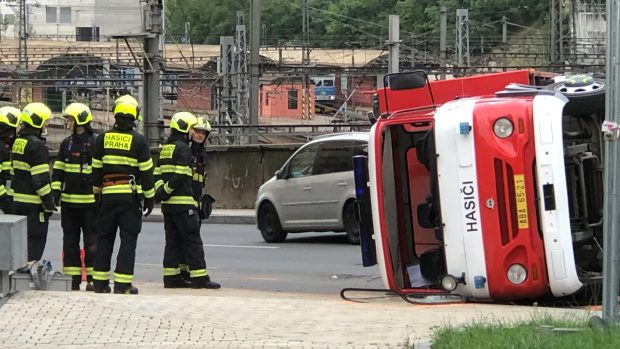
[287,89,298,110]
[46,6,57,23]
[59,7,72,24]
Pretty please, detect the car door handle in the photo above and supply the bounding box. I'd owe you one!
[338,182,347,187]
[304,186,312,191]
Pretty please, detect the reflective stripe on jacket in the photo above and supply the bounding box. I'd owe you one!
[154,133,197,214]
[10,131,55,209]
[51,133,96,206]
[92,128,155,203]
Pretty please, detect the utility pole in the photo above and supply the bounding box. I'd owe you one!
[410,34,415,69]
[502,16,508,71]
[301,0,311,120]
[455,8,470,67]
[549,0,564,66]
[439,7,447,80]
[249,0,260,143]
[602,0,620,325]
[18,0,27,70]
[387,15,400,74]
[143,0,163,146]
[17,0,27,106]
[235,11,249,127]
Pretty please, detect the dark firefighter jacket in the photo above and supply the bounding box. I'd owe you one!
[10,128,55,210]
[154,132,197,214]
[92,127,155,203]
[51,132,96,207]
[191,142,207,203]
[0,137,12,199]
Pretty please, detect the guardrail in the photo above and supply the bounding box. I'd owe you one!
[185,122,372,145]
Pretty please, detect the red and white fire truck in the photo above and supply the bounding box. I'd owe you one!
[355,69,605,302]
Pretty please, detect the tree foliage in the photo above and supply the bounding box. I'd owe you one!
[165,0,549,48]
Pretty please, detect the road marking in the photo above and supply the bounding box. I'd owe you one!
[204,244,279,249]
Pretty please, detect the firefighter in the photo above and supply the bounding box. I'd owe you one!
[154,112,220,289]
[0,106,21,214]
[191,117,214,221]
[91,95,155,295]
[177,117,213,280]
[11,102,56,262]
[51,102,97,291]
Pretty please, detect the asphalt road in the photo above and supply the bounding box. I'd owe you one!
[42,221,383,294]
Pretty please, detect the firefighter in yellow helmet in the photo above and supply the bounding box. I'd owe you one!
[0,106,21,213]
[91,95,155,294]
[154,112,220,289]
[191,117,214,221]
[11,102,56,262]
[51,102,97,291]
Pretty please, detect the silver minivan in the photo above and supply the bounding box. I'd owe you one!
[255,132,369,244]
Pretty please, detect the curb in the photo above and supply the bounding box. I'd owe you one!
[49,212,256,225]
[143,213,256,225]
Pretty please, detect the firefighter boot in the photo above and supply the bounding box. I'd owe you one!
[93,280,111,294]
[71,275,81,291]
[85,275,95,292]
[164,275,191,288]
[190,275,221,289]
[180,270,191,282]
[114,283,139,295]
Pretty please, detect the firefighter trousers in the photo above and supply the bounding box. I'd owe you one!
[93,202,142,285]
[61,204,97,277]
[163,210,208,279]
[13,203,50,261]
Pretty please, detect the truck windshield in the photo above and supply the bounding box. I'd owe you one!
[381,122,444,288]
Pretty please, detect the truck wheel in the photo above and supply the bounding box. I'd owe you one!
[343,201,360,245]
[258,203,287,243]
[544,76,605,117]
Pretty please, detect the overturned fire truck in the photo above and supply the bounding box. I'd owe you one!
[354,70,606,302]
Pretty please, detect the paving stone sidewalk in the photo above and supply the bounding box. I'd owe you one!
[0,284,591,349]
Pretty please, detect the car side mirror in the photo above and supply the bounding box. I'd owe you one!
[276,168,287,180]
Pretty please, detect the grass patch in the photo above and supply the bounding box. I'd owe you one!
[429,316,620,349]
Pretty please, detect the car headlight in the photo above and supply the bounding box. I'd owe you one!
[493,117,514,138]
[507,264,527,285]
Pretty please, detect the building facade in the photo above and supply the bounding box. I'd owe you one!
[0,0,142,41]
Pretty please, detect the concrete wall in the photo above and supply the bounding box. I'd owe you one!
[203,144,300,209]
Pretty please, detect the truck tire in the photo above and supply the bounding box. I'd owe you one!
[544,77,605,117]
[258,202,287,243]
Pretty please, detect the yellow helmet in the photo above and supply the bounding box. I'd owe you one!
[21,102,52,129]
[0,106,21,128]
[113,95,139,120]
[194,117,212,132]
[63,102,92,125]
[170,112,198,133]
[115,95,138,108]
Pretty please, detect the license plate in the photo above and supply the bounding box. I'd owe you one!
[513,174,529,229]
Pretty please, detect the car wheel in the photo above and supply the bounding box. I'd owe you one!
[258,203,287,243]
[544,76,605,117]
[343,200,360,245]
